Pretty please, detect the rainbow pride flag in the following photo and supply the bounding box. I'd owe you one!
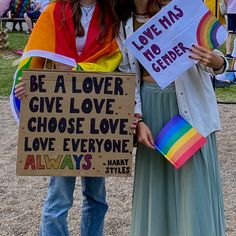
[154,115,207,169]
[10,2,122,123]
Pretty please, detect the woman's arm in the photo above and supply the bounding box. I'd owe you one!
[117,27,155,149]
[117,33,143,128]
[136,122,155,149]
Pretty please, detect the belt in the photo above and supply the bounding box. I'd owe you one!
[142,75,156,83]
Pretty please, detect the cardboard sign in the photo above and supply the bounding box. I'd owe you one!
[124,0,227,88]
[16,70,135,177]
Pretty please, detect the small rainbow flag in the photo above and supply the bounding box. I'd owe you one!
[154,115,207,169]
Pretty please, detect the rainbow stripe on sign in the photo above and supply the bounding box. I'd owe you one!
[154,115,207,169]
[196,10,221,50]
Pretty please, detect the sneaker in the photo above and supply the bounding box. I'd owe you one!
[226,54,233,59]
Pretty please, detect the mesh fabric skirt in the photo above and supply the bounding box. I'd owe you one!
[130,82,225,236]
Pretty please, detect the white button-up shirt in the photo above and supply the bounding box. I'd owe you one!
[117,16,228,137]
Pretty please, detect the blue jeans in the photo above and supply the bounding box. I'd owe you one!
[39,176,108,236]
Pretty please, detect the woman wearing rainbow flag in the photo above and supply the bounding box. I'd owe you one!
[13,0,122,235]
[116,0,227,235]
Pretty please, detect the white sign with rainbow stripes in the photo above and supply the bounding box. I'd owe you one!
[124,0,227,88]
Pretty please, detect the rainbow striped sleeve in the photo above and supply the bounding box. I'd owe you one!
[154,115,207,169]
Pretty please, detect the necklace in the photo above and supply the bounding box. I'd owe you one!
[80,2,96,17]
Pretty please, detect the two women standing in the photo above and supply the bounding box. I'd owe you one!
[14,0,227,235]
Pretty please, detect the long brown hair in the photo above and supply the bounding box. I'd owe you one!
[112,0,134,21]
[111,0,134,32]
[57,0,115,41]
[146,0,170,16]
[114,0,171,22]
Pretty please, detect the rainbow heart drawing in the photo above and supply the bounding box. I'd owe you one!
[196,10,222,50]
[154,115,207,169]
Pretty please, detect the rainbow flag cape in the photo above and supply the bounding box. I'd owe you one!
[154,115,207,169]
[10,2,122,123]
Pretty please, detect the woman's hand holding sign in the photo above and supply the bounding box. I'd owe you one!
[189,45,225,70]
[15,77,26,99]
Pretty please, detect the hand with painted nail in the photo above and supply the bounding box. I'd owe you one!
[136,122,155,150]
[14,77,26,99]
[189,45,225,70]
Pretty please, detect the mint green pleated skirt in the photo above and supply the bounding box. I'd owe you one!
[131,82,225,236]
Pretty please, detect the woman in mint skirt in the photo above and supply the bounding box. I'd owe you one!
[116,0,227,235]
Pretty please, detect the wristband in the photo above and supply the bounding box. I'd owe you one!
[213,56,226,72]
[137,118,144,124]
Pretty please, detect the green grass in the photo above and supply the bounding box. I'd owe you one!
[7,32,29,50]
[0,32,236,103]
[0,32,29,96]
[216,85,236,103]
